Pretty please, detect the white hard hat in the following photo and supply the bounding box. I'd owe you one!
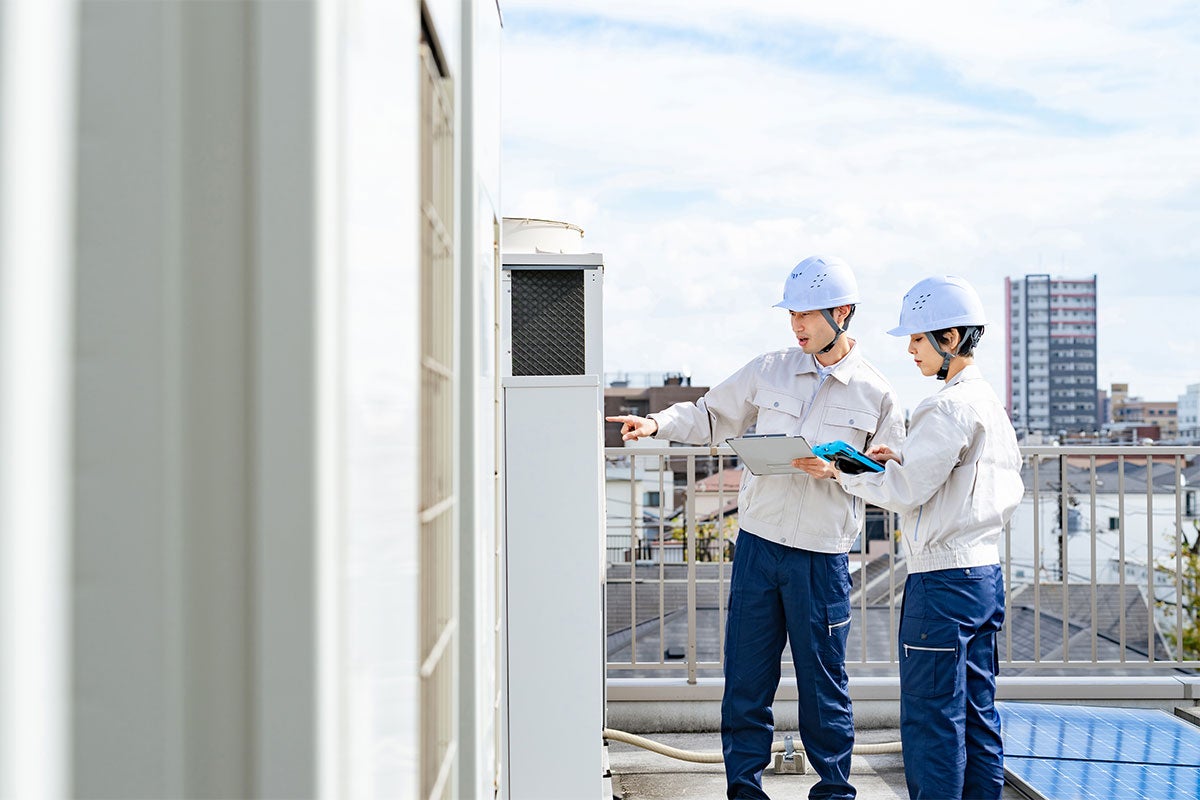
[773,256,860,312]
[887,275,987,336]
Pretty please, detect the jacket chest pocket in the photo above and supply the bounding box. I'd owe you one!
[818,405,878,450]
[752,388,807,435]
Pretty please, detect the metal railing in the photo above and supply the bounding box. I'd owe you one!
[604,444,1200,683]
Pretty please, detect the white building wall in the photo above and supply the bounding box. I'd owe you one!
[70,4,337,797]
[341,2,423,797]
[3,1,503,797]
[342,1,502,797]
[456,1,504,795]
[605,465,676,561]
[340,0,506,796]
[1005,491,1195,584]
[1179,384,1200,441]
[0,2,75,797]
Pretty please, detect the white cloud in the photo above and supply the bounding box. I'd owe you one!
[501,1,1200,413]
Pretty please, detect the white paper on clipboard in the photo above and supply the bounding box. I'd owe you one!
[725,434,816,476]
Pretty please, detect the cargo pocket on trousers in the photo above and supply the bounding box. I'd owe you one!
[900,619,958,698]
[819,601,852,665]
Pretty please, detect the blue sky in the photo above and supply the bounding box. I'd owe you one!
[500,1,1200,412]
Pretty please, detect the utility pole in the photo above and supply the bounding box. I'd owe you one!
[1051,451,1078,583]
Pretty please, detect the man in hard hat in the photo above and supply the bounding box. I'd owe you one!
[798,275,1021,800]
[608,256,905,800]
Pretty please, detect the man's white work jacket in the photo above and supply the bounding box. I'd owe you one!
[837,365,1024,573]
[648,344,904,554]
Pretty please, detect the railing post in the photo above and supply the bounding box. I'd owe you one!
[1175,456,1185,663]
[717,451,729,663]
[686,455,697,684]
[1118,456,1127,662]
[629,453,638,560]
[886,509,897,663]
[1089,456,1098,663]
[628,453,638,662]
[1032,457,1041,663]
[1060,453,1069,661]
[1147,453,1155,662]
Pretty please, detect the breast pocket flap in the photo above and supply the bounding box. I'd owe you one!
[752,388,806,418]
[822,405,878,433]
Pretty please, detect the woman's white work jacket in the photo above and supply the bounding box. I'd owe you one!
[837,365,1024,573]
[648,344,904,554]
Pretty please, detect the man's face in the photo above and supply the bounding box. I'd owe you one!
[789,310,834,354]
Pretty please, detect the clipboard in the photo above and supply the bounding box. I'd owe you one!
[725,434,816,476]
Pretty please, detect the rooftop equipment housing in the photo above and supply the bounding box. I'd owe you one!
[499,217,607,799]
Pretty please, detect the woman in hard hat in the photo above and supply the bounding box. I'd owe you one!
[608,256,906,800]
[795,275,1023,800]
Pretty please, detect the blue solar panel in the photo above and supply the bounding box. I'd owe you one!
[998,702,1200,800]
[1005,758,1200,799]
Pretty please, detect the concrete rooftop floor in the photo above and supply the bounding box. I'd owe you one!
[607,728,1029,800]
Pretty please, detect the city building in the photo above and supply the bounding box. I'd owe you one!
[1006,273,1099,437]
[1109,382,1180,441]
[1097,386,1111,428]
[603,374,708,448]
[1180,383,1200,442]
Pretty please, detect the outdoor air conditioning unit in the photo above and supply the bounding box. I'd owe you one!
[499,218,607,800]
[500,223,602,378]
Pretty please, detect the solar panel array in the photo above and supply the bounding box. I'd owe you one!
[999,702,1200,799]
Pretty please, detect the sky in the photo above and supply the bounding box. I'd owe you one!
[499,1,1200,414]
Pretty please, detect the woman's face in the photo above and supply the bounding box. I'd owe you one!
[907,333,945,378]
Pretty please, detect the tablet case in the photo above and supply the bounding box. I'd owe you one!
[811,440,884,474]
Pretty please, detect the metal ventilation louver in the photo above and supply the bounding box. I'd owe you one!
[510,269,585,375]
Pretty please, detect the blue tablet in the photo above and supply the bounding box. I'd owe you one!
[812,440,884,475]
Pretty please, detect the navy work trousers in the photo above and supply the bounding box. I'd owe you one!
[899,565,1005,800]
[721,530,855,800]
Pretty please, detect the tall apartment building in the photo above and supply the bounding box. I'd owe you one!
[1006,274,1099,436]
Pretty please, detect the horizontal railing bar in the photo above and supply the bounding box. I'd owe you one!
[608,660,1200,670]
[606,444,1200,457]
[604,682,1200,705]
[606,663,712,671]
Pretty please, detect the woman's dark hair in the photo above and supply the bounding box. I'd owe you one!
[933,325,985,356]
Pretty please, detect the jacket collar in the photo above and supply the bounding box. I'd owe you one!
[944,363,982,388]
[795,339,860,385]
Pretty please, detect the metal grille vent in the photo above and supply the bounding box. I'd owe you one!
[511,269,585,375]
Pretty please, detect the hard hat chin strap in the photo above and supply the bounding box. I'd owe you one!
[818,307,855,354]
[925,332,953,380]
[924,326,980,381]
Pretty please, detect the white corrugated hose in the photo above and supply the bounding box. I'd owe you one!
[603,728,902,764]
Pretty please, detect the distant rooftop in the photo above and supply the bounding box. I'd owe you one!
[606,371,694,388]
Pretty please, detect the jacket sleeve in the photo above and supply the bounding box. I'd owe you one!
[648,359,760,445]
[838,399,970,515]
[866,386,906,454]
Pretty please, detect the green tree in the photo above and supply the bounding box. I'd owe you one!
[1157,520,1200,663]
[669,515,738,562]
